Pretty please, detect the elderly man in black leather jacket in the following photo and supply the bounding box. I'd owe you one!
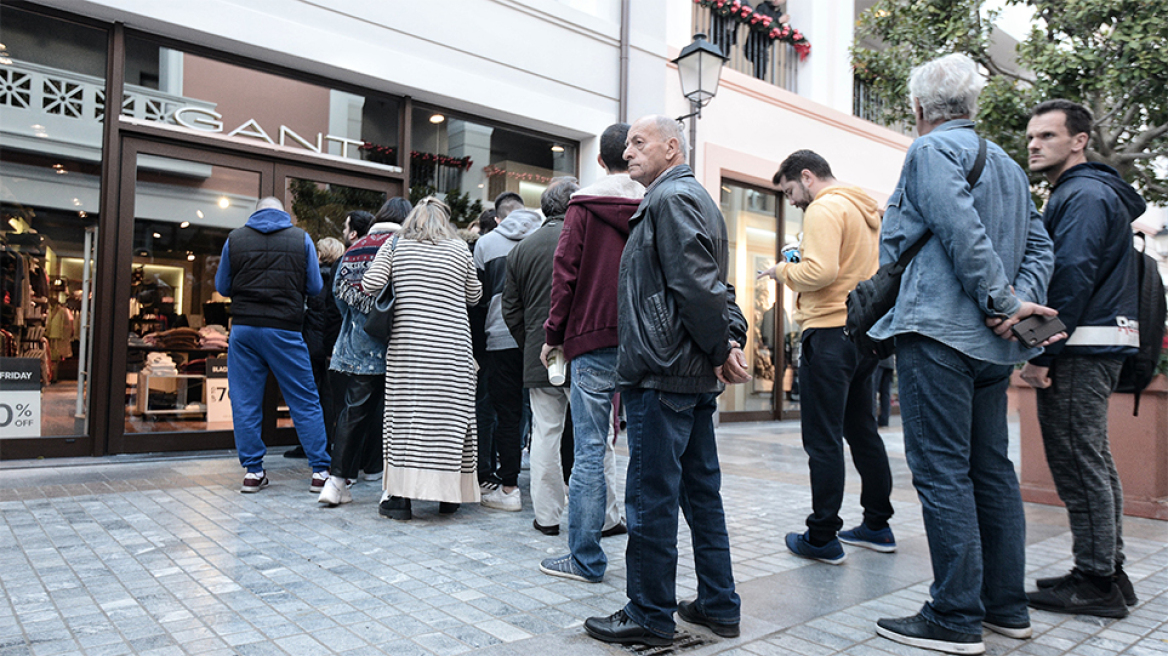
[583,115,751,647]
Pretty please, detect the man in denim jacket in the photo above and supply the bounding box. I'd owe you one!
[869,54,1057,655]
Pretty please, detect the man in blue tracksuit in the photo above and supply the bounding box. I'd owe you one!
[215,196,331,494]
[1021,99,1143,617]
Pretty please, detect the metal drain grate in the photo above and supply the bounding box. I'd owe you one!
[621,630,719,655]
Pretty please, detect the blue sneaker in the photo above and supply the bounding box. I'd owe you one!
[785,531,846,565]
[540,554,602,583]
[838,523,897,553]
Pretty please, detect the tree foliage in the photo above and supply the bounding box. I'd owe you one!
[853,0,1168,203]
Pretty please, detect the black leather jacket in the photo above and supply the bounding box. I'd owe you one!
[617,165,748,393]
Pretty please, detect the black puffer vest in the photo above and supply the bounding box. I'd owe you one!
[228,225,308,331]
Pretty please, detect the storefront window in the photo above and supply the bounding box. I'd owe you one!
[0,6,106,440]
[125,153,257,434]
[778,197,804,414]
[411,108,577,220]
[122,36,402,170]
[719,181,782,415]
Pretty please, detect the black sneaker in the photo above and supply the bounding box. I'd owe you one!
[876,614,985,655]
[1036,566,1137,606]
[1028,569,1128,618]
[676,599,740,638]
[533,519,560,536]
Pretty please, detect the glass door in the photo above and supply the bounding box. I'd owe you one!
[109,140,269,453]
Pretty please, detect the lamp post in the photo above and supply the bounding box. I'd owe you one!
[673,33,728,168]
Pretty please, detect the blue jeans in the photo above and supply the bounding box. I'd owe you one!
[897,333,1028,634]
[229,325,330,474]
[567,348,617,579]
[622,388,740,638]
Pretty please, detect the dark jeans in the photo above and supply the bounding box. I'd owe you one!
[484,348,524,487]
[897,333,1028,634]
[1037,355,1125,576]
[475,368,497,484]
[622,388,740,638]
[330,372,385,480]
[798,327,893,543]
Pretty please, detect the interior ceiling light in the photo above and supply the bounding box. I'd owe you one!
[551,145,565,153]
[187,253,196,261]
[195,210,204,219]
[152,232,161,239]
[180,221,191,228]
[218,197,230,209]
[429,114,445,124]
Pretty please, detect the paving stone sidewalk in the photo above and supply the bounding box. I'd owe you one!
[1,419,1165,656]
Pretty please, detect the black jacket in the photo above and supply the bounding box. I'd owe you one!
[1032,163,1144,366]
[303,264,341,361]
[502,218,565,388]
[617,165,748,393]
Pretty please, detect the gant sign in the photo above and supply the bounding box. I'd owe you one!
[173,106,366,158]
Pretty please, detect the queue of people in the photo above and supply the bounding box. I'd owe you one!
[214,51,1149,656]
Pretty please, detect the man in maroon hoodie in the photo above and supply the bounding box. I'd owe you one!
[538,123,645,583]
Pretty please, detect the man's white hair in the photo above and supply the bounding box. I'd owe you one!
[255,196,284,211]
[651,115,689,163]
[908,53,986,124]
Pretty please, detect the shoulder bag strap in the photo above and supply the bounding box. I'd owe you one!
[893,136,987,269]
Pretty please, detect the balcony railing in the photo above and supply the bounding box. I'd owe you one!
[852,78,912,135]
[691,4,797,93]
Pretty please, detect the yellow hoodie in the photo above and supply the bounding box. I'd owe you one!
[775,185,880,329]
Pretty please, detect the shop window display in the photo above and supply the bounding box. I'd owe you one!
[408,108,577,220]
[0,6,106,440]
[124,155,257,434]
[719,180,794,415]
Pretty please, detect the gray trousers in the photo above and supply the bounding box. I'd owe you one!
[1036,355,1125,577]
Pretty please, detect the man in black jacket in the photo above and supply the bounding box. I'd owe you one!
[583,115,750,647]
[1020,99,1143,617]
[503,177,580,536]
[215,197,331,494]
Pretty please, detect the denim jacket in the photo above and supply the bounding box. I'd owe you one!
[869,120,1054,365]
[328,301,386,375]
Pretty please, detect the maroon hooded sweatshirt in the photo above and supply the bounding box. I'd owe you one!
[545,191,643,361]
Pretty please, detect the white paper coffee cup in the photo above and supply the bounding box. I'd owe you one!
[547,348,567,386]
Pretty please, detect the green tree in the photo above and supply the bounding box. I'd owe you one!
[853,0,1168,202]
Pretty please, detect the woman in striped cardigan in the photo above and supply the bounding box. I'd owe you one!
[363,197,483,520]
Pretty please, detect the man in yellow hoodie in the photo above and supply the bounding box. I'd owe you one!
[759,149,894,565]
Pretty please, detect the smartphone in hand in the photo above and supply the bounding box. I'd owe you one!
[1010,315,1066,348]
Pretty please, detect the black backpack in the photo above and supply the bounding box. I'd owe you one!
[1115,233,1166,415]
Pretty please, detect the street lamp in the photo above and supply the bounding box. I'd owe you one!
[673,33,727,167]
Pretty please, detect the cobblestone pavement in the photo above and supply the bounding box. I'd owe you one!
[1,419,1165,656]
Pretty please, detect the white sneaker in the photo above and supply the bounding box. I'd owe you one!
[362,470,383,482]
[318,475,352,506]
[481,486,522,511]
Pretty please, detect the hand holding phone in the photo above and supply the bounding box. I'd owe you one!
[1010,315,1067,348]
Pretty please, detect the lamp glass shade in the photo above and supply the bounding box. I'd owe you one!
[674,35,726,104]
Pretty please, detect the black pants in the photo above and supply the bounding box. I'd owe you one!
[873,366,894,426]
[484,348,524,487]
[475,368,497,484]
[330,372,385,480]
[799,327,894,543]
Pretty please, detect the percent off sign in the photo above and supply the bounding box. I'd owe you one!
[0,357,42,438]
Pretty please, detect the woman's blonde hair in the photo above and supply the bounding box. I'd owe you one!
[400,196,458,243]
[316,237,345,264]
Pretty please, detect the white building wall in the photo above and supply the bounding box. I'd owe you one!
[663,0,909,200]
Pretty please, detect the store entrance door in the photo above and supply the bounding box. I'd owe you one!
[103,136,400,455]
